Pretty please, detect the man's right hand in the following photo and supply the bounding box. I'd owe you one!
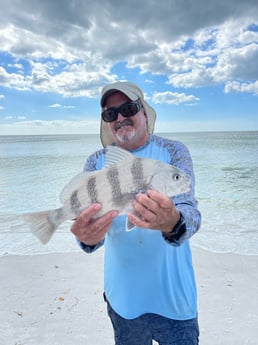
[71,203,118,246]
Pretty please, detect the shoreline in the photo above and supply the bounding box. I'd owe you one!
[1,247,257,344]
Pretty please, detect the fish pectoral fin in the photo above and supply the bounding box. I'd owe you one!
[126,217,136,232]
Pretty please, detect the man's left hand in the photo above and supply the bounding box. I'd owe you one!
[128,189,180,233]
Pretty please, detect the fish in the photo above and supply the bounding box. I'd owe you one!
[22,145,191,244]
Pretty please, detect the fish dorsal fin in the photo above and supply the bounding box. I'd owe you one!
[60,170,96,204]
[104,145,135,167]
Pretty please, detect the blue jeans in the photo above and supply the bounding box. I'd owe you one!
[106,300,199,345]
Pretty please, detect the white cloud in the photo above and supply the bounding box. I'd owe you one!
[224,80,258,95]
[4,115,27,121]
[1,117,256,136]
[0,0,257,97]
[214,43,258,82]
[7,62,24,72]
[168,67,214,88]
[0,119,100,135]
[48,103,62,108]
[0,106,4,110]
[48,103,76,109]
[0,60,116,97]
[0,66,29,91]
[152,91,199,105]
[128,19,258,92]
[0,94,5,99]
[155,118,258,133]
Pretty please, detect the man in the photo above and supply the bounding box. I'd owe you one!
[71,81,201,345]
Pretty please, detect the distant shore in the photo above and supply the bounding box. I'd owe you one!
[0,247,257,345]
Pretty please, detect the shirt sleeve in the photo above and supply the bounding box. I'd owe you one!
[168,141,201,245]
[77,238,105,253]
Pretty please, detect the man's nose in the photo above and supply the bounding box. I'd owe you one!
[117,112,126,121]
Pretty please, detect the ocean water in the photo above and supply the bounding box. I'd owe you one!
[0,131,257,256]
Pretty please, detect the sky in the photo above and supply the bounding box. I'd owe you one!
[0,0,257,135]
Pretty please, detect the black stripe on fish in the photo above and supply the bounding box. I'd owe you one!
[131,158,144,187]
[107,166,122,198]
[70,190,81,212]
[112,191,137,208]
[87,176,98,203]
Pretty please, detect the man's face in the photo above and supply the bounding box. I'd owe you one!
[105,91,149,150]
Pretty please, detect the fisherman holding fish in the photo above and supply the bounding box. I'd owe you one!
[24,81,201,344]
[71,81,201,345]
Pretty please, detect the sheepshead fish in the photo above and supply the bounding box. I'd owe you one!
[23,145,190,244]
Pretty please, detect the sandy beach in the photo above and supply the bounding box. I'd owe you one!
[0,247,257,345]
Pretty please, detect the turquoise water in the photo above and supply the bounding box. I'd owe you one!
[0,131,257,255]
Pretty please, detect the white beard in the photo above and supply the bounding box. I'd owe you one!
[115,127,136,143]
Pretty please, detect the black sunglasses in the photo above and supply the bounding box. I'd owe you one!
[101,99,143,123]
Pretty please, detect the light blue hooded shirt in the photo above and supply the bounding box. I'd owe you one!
[80,134,201,320]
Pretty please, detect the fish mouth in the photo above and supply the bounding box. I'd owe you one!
[114,119,134,131]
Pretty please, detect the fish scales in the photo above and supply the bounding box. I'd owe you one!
[67,167,120,218]
[87,157,143,214]
[22,145,191,244]
[82,158,157,214]
[107,157,148,202]
[106,165,122,199]
[70,190,81,213]
[105,157,149,210]
[131,157,145,189]
[87,176,98,203]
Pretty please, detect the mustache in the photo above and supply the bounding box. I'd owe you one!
[114,119,134,131]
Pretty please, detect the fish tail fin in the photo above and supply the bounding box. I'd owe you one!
[22,208,63,244]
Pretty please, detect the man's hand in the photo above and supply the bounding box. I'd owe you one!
[128,190,180,233]
[71,203,118,246]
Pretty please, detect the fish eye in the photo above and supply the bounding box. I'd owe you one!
[173,173,181,181]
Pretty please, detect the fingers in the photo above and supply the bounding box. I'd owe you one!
[133,190,172,219]
[128,190,179,232]
[146,189,172,208]
[79,203,102,222]
[71,203,118,246]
